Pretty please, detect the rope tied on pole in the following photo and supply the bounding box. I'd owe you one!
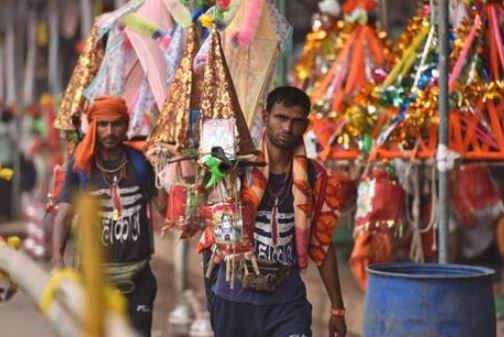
[436,144,460,173]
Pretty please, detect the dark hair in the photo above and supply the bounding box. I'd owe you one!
[266,86,311,116]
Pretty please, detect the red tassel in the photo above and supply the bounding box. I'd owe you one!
[271,202,278,246]
[112,185,123,220]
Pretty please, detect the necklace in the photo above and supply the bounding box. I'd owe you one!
[97,160,128,222]
[267,171,292,248]
[266,173,292,207]
[95,156,128,174]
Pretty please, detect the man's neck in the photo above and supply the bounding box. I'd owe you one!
[266,138,293,174]
[97,146,125,161]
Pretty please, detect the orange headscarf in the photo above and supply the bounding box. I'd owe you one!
[73,96,129,174]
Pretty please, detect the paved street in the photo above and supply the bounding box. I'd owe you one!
[0,230,363,337]
[1,230,502,337]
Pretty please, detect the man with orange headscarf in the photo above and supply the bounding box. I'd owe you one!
[52,96,166,337]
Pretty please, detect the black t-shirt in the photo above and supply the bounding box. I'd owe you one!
[213,173,306,305]
[254,173,296,267]
[60,154,156,263]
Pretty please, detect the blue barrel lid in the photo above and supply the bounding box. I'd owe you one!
[366,263,495,279]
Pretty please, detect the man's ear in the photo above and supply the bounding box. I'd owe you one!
[262,109,269,122]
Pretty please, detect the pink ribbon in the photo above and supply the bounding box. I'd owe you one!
[489,5,504,75]
[449,15,481,92]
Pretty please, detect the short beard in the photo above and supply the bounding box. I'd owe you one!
[267,130,301,151]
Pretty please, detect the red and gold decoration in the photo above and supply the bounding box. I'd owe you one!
[55,27,104,131]
[350,165,405,290]
[294,0,393,160]
[148,26,199,148]
[450,164,502,228]
[200,30,256,155]
[292,17,349,92]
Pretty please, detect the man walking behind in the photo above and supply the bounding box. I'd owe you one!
[52,96,165,337]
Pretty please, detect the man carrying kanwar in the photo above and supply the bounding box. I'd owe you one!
[199,86,354,337]
[51,95,166,337]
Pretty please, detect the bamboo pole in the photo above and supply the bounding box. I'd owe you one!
[77,193,105,337]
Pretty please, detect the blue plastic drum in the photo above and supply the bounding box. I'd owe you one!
[364,263,496,337]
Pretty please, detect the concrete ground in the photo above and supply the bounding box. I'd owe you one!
[1,224,503,337]
[0,227,363,337]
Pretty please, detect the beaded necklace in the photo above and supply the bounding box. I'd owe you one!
[95,154,128,221]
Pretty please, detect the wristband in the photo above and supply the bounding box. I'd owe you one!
[330,307,346,317]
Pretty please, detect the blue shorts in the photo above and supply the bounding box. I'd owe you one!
[210,295,312,337]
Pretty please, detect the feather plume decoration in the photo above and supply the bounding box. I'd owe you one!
[121,13,165,39]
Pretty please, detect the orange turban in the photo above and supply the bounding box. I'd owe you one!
[73,96,129,174]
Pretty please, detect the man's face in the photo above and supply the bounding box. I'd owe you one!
[264,102,309,150]
[96,118,128,150]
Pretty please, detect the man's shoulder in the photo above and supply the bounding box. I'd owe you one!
[125,147,152,175]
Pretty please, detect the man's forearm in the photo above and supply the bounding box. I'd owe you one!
[318,243,345,309]
[51,203,73,266]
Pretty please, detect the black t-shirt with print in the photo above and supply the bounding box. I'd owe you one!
[254,173,296,267]
[213,172,306,305]
[60,155,156,263]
